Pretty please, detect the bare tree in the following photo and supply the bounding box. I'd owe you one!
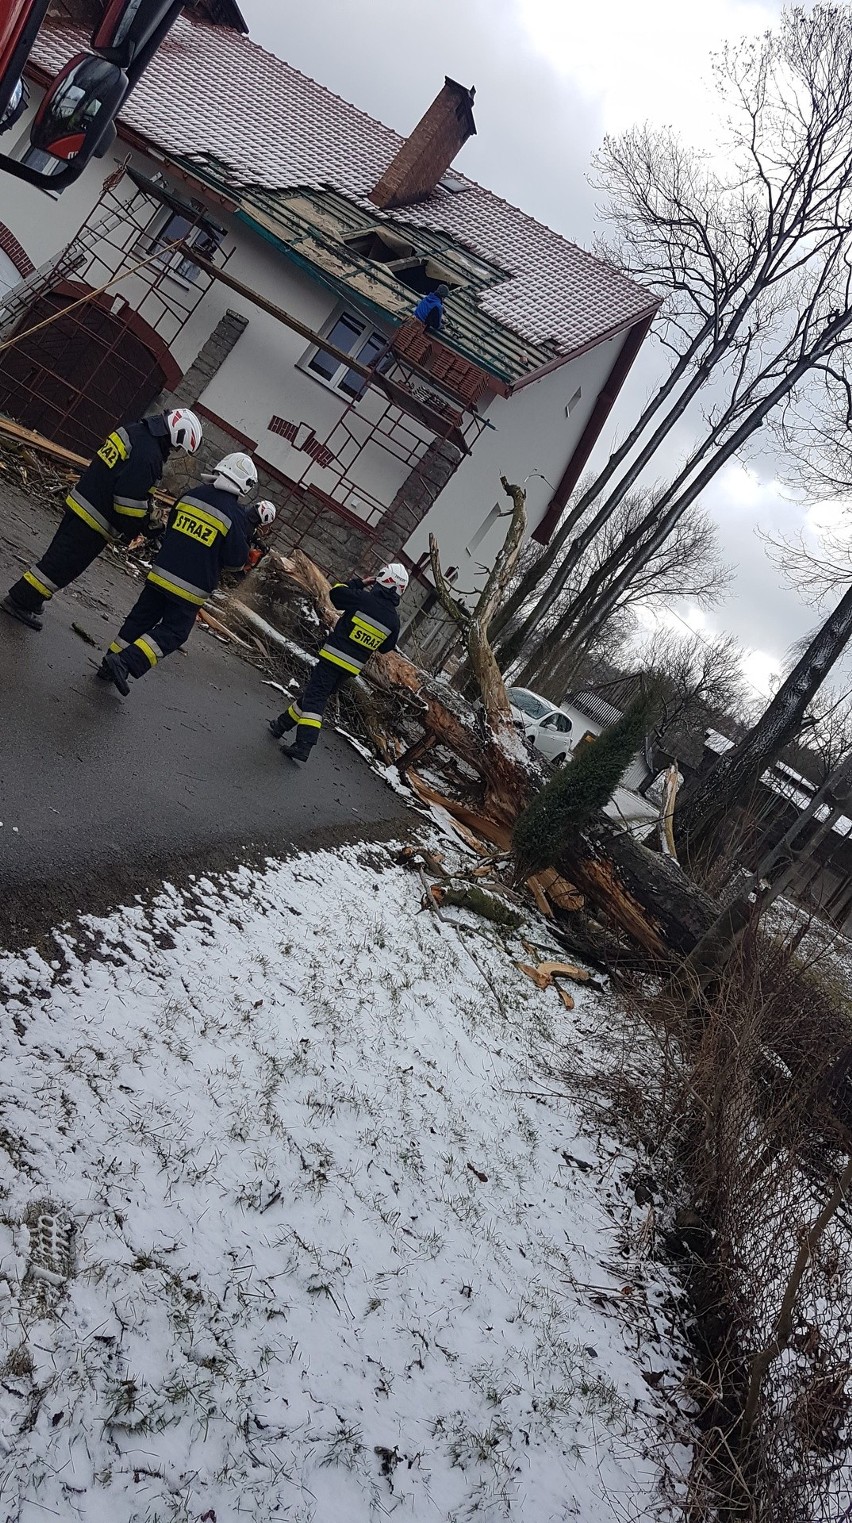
[508,494,731,697]
[492,8,852,683]
[631,625,748,753]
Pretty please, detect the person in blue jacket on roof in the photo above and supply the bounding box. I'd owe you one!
[413,283,449,333]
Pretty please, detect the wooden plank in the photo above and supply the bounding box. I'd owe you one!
[0,415,87,469]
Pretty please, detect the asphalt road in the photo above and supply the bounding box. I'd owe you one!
[0,485,409,945]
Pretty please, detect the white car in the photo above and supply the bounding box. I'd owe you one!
[507,686,574,765]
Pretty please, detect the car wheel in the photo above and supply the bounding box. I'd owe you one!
[552,752,567,766]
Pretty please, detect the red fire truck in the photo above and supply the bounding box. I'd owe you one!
[0,0,183,189]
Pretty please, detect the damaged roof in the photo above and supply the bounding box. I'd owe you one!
[31,14,656,380]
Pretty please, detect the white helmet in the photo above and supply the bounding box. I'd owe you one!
[375,561,409,596]
[165,408,202,454]
[255,499,277,526]
[212,452,257,498]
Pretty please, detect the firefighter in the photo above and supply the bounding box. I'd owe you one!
[268,561,408,764]
[1,408,202,631]
[98,452,256,697]
[243,500,277,570]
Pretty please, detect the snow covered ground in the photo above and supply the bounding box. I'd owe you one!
[0,842,692,1523]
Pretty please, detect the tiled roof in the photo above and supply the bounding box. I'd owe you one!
[570,690,624,728]
[704,729,852,837]
[31,16,655,366]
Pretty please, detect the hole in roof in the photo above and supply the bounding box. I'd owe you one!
[343,227,416,263]
[389,258,461,297]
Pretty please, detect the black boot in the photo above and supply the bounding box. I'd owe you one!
[268,712,295,739]
[281,740,312,764]
[102,650,130,697]
[1,592,43,631]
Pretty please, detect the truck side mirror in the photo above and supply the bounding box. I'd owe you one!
[92,0,182,70]
[29,53,128,166]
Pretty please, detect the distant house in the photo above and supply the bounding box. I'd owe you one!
[562,687,653,792]
[690,729,852,932]
[0,3,656,646]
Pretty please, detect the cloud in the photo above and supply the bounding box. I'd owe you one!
[515,0,778,135]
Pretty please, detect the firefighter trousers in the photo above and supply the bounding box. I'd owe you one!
[109,582,198,679]
[277,656,350,750]
[8,509,109,613]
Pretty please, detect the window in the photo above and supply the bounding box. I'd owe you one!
[508,688,550,720]
[9,125,65,188]
[146,210,224,283]
[305,310,389,399]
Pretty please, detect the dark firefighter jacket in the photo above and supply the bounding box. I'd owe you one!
[148,482,250,605]
[320,579,401,675]
[66,415,171,542]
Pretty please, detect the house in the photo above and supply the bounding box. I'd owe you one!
[562,687,653,792]
[692,729,852,933]
[0,2,657,645]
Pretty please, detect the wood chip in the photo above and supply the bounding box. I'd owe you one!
[515,961,552,990]
[536,960,591,984]
[71,623,97,647]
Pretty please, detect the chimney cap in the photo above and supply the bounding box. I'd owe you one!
[444,77,477,137]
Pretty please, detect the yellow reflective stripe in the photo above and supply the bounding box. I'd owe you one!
[108,639,127,653]
[109,430,129,461]
[134,637,159,668]
[147,571,207,605]
[295,714,322,728]
[319,648,361,674]
[66,493,113,539]
[174,502,228,535]
[23,570,54,599]
[352,614,391,638]
[114,501,148,518]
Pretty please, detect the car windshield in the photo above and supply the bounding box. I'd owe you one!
[508,688,550,719]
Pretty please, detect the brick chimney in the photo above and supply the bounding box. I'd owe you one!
[370,78,476,211]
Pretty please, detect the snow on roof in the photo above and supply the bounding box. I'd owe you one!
[31,16,656,363]
[704,730,852,839]
[704,728,735,754]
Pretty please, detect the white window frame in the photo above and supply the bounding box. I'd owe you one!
[135,205,225,288]
[299,306,389,400]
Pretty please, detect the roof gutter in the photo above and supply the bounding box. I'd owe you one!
[531,311,655,546]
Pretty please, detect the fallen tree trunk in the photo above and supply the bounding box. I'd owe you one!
[560,822,718,960]
[234,550,722,960]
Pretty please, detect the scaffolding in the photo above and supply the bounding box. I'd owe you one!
[0,165,492,524]
[0,166,232,453]
[189,254,492,531]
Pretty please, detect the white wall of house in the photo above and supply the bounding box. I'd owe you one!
[403,334,622,574]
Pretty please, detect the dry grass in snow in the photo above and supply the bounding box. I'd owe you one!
[0,845,692,1522]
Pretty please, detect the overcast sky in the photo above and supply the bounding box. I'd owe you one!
[239,0,832,700]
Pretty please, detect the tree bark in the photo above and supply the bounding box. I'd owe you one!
[676,582,852,854]
[430,476,526,732]
[558,822,718,960]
